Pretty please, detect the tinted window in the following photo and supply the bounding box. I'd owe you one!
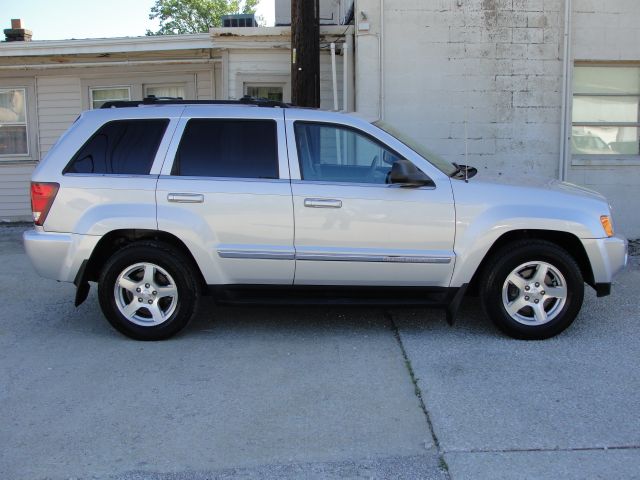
[294,122,403,184]
[66,119,168,175]
[172,119,278,179]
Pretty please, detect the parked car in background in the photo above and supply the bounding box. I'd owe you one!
[24,98,627,340]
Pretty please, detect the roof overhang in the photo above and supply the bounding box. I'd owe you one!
[209,25,353,50]
[0,33,212,57]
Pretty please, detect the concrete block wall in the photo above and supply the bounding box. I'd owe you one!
[356,0,565,179]
[355,0,640,236]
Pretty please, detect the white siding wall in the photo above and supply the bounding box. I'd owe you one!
[196,70,214,100]
[0,164,33,221]
[37,76,83,157]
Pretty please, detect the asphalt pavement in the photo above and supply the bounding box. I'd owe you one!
[1,225,638,479]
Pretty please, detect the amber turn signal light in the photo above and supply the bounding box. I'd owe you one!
[600,215,614,237]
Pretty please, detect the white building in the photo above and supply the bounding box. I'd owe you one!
[0,24,347,223]
[1,0,639,236]
[350,0,640,236]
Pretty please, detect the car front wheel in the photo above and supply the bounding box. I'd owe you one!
[481,240,584,340]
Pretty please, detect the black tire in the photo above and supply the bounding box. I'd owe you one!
[480,240,584,340]
[98,241,200,340]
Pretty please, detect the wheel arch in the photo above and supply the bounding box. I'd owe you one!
[84,229,207,292]
[466,229,594,296]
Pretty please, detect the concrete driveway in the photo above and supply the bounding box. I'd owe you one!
[1,225,638,479]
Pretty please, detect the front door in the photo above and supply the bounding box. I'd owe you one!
[285,115,456,287]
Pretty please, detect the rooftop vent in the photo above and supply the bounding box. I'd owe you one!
[222,14,258,28]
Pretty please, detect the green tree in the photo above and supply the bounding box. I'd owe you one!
[147,0,260,35]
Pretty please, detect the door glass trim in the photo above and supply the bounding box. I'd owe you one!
[290,179,436,190]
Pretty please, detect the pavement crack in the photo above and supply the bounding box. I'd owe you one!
[385,310,451,479]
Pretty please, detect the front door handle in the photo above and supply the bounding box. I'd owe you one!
[167,193,204,203]
[304,198,342,209]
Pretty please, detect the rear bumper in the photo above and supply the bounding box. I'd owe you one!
[23,229,100,283]
[582,236,628,288]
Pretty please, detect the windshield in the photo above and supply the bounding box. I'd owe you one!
[373,120,458,176]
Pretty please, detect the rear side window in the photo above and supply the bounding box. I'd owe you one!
[172,119,278,179]
[65,119,168,175]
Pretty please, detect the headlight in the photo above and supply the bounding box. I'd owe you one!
[600,215,614,237]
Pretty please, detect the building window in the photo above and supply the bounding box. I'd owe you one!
[245,84,284,102]
[572,66,640,156]
[90,86,131,109]
[144,84,186,99]
[0,88,28,156]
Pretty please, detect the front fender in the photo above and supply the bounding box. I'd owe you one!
[449,205,605,287]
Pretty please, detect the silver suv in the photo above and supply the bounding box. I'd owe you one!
[24,98,628,340]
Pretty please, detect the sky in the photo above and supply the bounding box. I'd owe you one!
[0,0,276,40]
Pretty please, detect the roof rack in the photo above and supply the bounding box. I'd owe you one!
[101,95,291,109]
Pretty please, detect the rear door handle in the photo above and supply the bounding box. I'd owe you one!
[304,198,342,208]
[167,193,204,203]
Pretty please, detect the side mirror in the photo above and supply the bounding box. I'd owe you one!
[388,159,434,187]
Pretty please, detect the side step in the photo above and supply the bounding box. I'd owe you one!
[208,284,469,323]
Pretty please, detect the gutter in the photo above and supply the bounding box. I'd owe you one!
[0,58,221,71]
[559,0,573,181]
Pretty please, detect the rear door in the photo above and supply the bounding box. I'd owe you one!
[156,107,294,285]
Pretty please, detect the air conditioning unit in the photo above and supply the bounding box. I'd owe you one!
[222,14,258,28]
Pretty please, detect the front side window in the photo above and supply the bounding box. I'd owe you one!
[90,87,131,109]
[172,119,279,179]
[572,66,640,155]
[294,122,402,184]
[0,88,28,155]
[65,119,168,175]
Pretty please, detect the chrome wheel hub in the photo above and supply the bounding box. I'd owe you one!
[501,261,567,326]
[114,262,178,327]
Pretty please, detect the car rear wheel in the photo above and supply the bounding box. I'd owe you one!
[98,241,199,340]
[481,240,584,340]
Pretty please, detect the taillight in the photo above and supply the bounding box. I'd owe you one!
[30,182,59,226]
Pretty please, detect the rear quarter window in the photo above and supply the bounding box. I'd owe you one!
[64,119,169,175]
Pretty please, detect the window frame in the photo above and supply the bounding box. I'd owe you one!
[170,118,281,180]
[0,79,38,163]
[89,86,132,110]
[143,83,187,99]
[235,73,291,103]
[293,120,419,187]
[571,63,640,166]
[0,87,29,158]
[244,83,285,102]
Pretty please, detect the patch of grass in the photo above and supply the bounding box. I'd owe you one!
[439,456,450,472]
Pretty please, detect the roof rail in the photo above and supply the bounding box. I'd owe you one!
[100,95,291,109]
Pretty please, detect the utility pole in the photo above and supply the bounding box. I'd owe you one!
[291,0,320,107]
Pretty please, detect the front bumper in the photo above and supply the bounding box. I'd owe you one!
[23,229,100,283]
[582,235,628,288]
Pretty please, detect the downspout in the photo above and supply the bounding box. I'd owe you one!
[559,0,573,181]
[342,35,349,111]
[379,0,385,121]
[331,42,339,110]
